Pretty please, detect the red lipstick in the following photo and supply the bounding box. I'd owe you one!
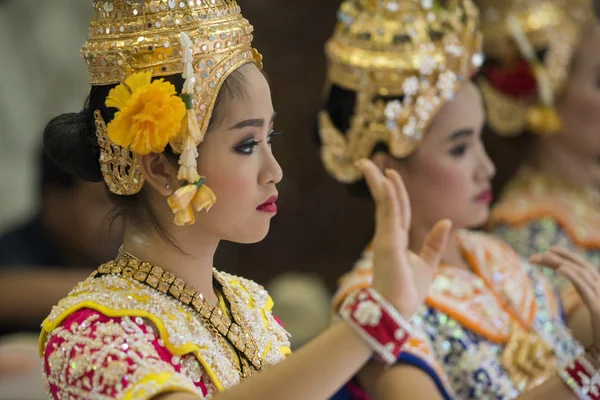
[257,195,278,213]
[474,188,493,204]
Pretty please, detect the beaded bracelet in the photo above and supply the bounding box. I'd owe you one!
[559,352,600,400]
[339,287,412,364]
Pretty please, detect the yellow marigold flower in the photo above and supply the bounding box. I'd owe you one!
[167,184,197,213]
[106,71,186,155]
[174,205,195,226]
[192,184,216,212]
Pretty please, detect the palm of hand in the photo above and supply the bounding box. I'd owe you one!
[358,160,451,319]
[530,247,600,349]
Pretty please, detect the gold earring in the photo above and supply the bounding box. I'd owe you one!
[95,110,145,195]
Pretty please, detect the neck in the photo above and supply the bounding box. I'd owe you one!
[408,223,467,269]
[122,221,220,305]
[527,136,600,190]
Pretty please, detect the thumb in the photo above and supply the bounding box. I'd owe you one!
[420,219,452,267]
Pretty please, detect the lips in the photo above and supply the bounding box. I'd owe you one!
[257,195,278,213]
[474,188,493,204]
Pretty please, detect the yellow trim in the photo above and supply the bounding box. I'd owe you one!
[261,341,272,359]
[121,371,201,400]
[279,346,292,358]
[265,295,274,312]
[38,301,225,392]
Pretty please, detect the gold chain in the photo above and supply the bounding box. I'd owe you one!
[91,247,262,378]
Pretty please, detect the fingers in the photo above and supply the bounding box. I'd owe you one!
[420,219,453,268]
[557,263,598,312]
[529,251,564,270]
[530,250,599,289]
[550,247,598,281]
[358,160,400,244]
[384,168,411,230]
[358,159,385,204]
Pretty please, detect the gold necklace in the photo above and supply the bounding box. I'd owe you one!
[93,247,262,377]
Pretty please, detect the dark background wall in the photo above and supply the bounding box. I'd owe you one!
[216,1,375,290]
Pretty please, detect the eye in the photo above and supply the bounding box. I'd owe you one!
[267,130,282,144]
[449,143,468,157]
[234,139,262,155]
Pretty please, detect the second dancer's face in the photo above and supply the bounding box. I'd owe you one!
[392,82,496,231]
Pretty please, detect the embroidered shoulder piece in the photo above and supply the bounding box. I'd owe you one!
[43,309,207,400]
[41,270,289,392]
[334,231,557,344]
[215,271,292,364]
[489,170,600,251]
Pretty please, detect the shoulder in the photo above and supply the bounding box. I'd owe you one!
[215,270,292,363]
[217,270,274,311]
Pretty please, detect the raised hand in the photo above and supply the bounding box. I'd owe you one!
[530,247,600,350]
[357,159,452,318]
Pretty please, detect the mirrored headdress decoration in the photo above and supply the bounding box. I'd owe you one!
[318,0,483,183]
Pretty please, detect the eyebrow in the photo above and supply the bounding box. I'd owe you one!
[447,128,474,141]
[227,112,277,131]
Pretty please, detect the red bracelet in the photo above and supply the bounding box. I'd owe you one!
[339,288,411,364]
[559,353,600,400]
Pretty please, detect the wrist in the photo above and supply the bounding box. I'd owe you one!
[558,352,600,400]
[339,287,412,364]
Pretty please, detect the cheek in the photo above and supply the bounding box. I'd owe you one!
[413,158,469,197]
[199,152,257,215]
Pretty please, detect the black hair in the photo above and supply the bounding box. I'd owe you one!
[318,84,406,198]
[43,67,251,247]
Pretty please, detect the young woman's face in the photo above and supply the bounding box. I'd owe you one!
[192,64,283,243]
[556,21,600,162]
[393,82,495,231]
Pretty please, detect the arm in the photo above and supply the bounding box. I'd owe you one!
[356,362,578,400]
[567,304,593,347]
[159,162,453,400]
[158,321,372,400]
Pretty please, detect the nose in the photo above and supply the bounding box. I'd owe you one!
[259,148,283,186]
[476,143,496,182]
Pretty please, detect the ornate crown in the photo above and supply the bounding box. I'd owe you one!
[85,0,259,147]
[83,0,262,225]
[475,0,592,136]
[319,0,483,183]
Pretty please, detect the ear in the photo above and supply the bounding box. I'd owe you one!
[137,153,178,196]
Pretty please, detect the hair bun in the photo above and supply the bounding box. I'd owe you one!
[43,111,103,182]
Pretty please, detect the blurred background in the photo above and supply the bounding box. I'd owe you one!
[0,1,372,397]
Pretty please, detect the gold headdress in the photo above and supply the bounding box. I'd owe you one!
[85,0,262,225]
[318,0,483,183]
[475,0,592,136]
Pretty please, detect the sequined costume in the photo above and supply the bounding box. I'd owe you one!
[39,1,291,399]
[40,257,291,399]
[488,169,600,316]
[473,0,599,317]
[332,231,582,399]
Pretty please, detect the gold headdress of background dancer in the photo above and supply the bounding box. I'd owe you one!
[84,0,263,225]
[475,0,592,136]
[318,0,483,183]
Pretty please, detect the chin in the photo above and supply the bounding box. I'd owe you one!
[227,221,271,244]
[464,208,490,229]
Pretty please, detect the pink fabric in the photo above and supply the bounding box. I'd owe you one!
[43,308,208,399]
